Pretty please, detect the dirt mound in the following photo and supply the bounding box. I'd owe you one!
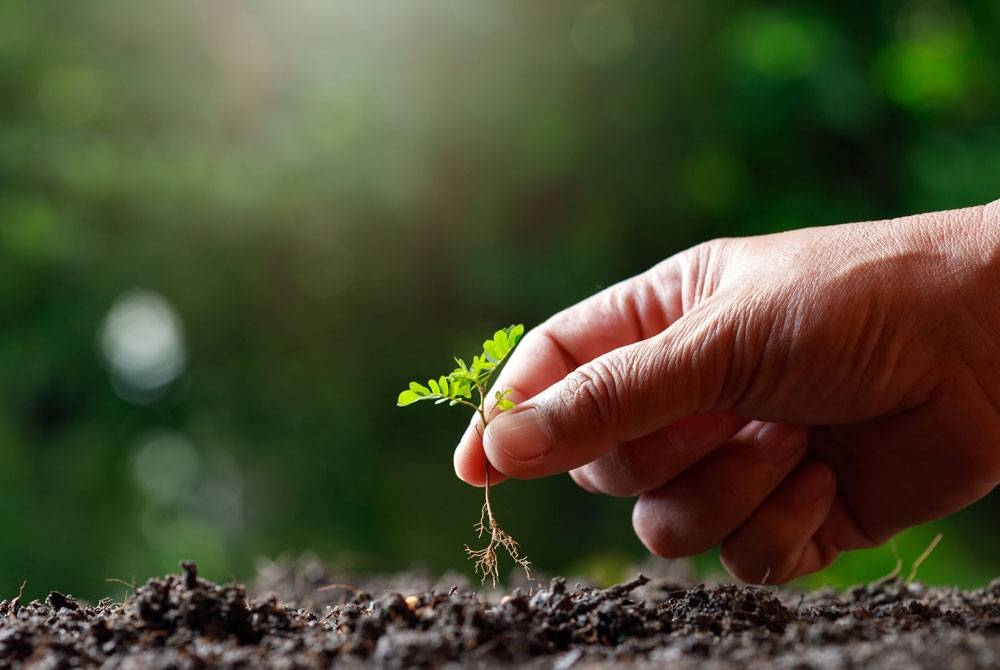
[2,561,1000,668]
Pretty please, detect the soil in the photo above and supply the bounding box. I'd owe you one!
[3,558,1000,669]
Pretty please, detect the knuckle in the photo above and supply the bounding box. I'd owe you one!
[683,237,730,267]
[559,359,623,433]
[699,236,733,258]
[518,326,546,354]
[672,240,729,308]
[674,300,766,413]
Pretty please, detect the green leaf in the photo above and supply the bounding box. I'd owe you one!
[397,389,422,406]
[446,372,470,394]
[396,324,526,411]
[483,340,501,363]
[471,354,495,380]
[479,324,525,368]
[494,329,508,350]
[494,387,516,411]
[507,323,525,348]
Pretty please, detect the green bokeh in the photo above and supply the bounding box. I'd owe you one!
[1,0,999,600]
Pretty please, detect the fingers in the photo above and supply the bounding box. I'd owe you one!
[452,327,578,486]
[631,422,807,559]
[571,412,748,497]
[720,460,837,584]
[484,297,742,479]
[454,390,526,488]
[716,433,881,585]
[454,263,684,486]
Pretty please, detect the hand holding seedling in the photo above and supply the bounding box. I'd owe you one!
[398,325,530,586]
[455,199,1000,584]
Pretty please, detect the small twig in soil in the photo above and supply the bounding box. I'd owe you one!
[906,533,943,584]
[7,579,27,618]
[106,577,137,592]
[181,561,200,589]
[318,582,367,606]
[876,539,903,583]
[317,582,363,593]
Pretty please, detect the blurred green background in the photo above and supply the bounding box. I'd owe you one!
[2,0,1000,600]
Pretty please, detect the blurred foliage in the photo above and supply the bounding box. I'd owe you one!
[2,0,1000,599]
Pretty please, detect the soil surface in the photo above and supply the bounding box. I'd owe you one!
[3,558,1000,668]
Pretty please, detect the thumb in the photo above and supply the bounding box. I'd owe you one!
[484,300,740,479]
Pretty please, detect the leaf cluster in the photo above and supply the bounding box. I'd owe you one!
[396,324,524,412]
[397,324,524,412]
[395,323,530,585]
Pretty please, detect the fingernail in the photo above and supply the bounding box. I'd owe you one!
[793,463,835,503]
[754,423,803,465]
[484,406,552,462]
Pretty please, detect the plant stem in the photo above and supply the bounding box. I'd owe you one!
[464,383,531,586]
[476,384,492,532]
[484,457,491,503]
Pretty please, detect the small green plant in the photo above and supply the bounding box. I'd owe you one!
[397,324,531,586]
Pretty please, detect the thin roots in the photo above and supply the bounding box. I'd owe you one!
[467,407,531,588]
[464,500,532,588]
[877,539,903,583]
[906,532,944,584]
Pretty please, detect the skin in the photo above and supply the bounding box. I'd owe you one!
[454,200,1000,584]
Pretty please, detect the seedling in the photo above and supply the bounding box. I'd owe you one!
[397,324,531,586]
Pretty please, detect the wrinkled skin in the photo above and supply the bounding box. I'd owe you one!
[454,200,1000,583]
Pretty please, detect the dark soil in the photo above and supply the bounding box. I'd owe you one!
[3,559,1000,669]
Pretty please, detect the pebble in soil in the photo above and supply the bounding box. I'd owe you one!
[1,560,1000,668]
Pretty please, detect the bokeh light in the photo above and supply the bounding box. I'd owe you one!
[132,431,200,505]
[100,289,187,403]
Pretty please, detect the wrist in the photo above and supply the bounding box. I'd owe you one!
[904,201,999,285]
[940,198,1000,384]
[964,198,1000,296]
[983,198,1000,260]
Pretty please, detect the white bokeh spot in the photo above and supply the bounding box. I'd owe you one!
[100,289,187,402]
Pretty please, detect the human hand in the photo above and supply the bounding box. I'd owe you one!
[454,200,1000,583]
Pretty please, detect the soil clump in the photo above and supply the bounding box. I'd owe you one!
[2,559,1000,668]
